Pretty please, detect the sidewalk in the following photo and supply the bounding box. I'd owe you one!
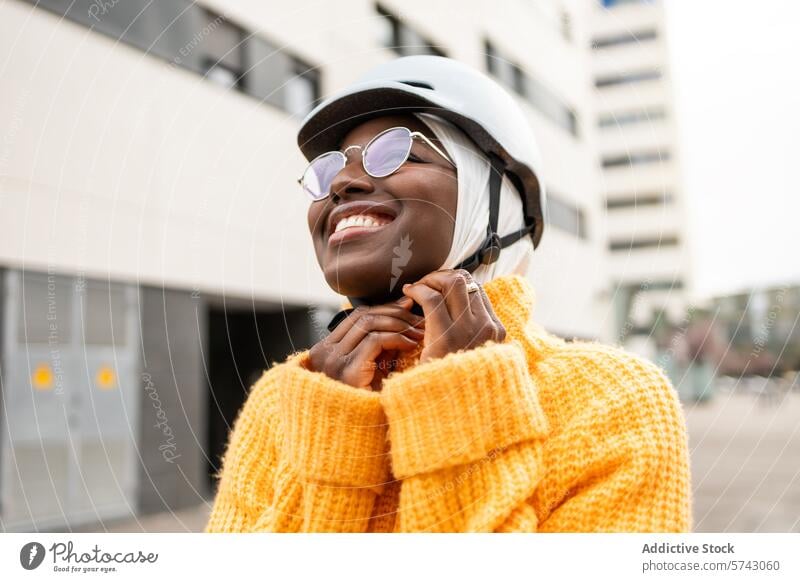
[73,502,212,533]
[684,386,800,532]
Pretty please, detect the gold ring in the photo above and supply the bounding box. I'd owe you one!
[465,281,480,294]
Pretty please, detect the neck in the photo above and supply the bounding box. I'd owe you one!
[347,286,406,307]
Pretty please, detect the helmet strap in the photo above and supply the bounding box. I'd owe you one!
[454,153,534,273]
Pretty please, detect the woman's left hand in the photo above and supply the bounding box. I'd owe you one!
[402,269,506,363]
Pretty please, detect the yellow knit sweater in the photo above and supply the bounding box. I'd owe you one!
[205,274,692,532]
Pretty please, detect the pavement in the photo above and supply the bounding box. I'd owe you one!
[684,381,800,532]
[74,382,800,533]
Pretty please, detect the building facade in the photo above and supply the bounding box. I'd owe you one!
[0,0,609,530]
[590,0,692,355]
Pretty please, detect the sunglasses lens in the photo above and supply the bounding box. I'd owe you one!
[302,152,345,200]
[364,128,412,178]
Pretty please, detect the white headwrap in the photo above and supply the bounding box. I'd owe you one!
[411,112,535,285]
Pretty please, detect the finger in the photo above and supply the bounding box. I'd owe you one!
[343,332,420,386]
[466,279,486,317]
[337,312,424,353]
[415,269,472,321]
[394,295,414,310]
[350,331,420,367]
[473,282,501,328]
[329,302,423,343]
[367,302,426,327]
[327,306,366,343]
[470,283,505,342]
[402,282,452,330]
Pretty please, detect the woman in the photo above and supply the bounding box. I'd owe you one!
[205,56,692,533]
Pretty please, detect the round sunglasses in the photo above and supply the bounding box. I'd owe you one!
[297,126,456,201]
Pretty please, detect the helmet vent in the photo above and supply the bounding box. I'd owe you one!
[399,80,434,90]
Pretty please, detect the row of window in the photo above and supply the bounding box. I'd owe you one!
[547,192,588,240]
[635,279,685,291]
[609,236,679,252]
[606,192,673,210]
[598,106,666,128]
[28,0,584,143]
[591,28,657,50]
[595,69,661,88]
[600,0,655,8]
[376,4,446,57]
[484,40,579,137]
[25,0,321,117]
[602,150,670,169]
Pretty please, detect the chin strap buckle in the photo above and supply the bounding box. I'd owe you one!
[478,232,502,265]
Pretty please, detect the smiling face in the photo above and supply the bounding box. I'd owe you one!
[306,114,458,303]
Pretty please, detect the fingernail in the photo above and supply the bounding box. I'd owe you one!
[403,283,411,290]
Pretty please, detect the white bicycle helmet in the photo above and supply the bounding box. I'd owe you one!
[297,55,547,270]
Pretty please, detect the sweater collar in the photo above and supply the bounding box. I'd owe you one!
[482,273,537,333]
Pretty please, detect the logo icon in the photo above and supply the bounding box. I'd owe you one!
[390,234,413,291]
[20,542,46,570]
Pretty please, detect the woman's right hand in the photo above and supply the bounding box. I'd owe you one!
[307,296,425,390]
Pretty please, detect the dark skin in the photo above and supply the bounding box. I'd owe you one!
[306,114,506,390]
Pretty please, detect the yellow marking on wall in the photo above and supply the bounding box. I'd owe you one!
[32,363,54,390]
[96,366,117,390]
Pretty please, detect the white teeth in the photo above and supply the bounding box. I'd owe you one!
[334,213,391,233]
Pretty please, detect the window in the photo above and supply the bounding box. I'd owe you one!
[23,0,321,115]
[592,29,657,49]
[561,10,573,43]
[601,0,655,7]
[245,41,320,116]
[485,41,515,86]
[29,0,214,71]
[198,10,246,90]
[606,192,673,209]
[646,279,685,291]
[598,107,666,128]
[285,58,321,118]
[546,192,588,239]
[485,40,579,137]
[376,6,399,49]
[609,236,679,251]
[526,75,578,136]
[376,4,446,57]
[595,69,661,88]
[602,150,670,168]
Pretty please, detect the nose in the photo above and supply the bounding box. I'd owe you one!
[328,149,375,202]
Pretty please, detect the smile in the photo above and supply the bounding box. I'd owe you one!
[325,200,399,247]
[334,212,393,232]
[328,212,395,245]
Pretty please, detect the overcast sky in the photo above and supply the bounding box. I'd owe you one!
[662,0,800,299]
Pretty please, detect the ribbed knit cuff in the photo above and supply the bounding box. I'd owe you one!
[276,351,390,490]
[381,340,549,479]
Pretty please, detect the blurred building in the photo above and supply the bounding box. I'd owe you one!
[0,0,610,530]
[590,0,692,352]
[711,285,800,377]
